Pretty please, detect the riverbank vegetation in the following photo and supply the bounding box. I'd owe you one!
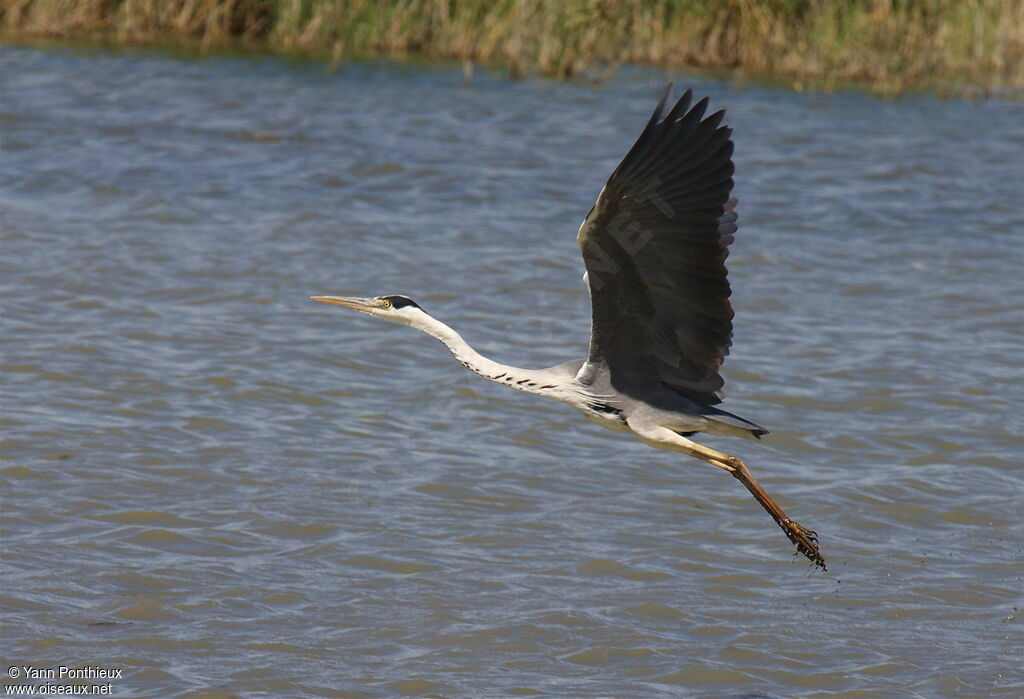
[3,0,1021,93]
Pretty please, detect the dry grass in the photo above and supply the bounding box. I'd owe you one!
[3,0,1022,93]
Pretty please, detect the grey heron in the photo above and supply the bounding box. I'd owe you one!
[313,86,826,569]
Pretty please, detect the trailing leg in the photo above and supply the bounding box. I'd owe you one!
[630,424,826,569]
[713,453,825,570]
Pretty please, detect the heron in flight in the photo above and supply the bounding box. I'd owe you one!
[313,87,826,569]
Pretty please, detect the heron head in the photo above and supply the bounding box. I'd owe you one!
[311,294,425,326]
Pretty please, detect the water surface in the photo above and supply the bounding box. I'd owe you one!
[2,45,1023,696]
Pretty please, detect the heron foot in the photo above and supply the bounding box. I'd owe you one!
[780,518,826,571]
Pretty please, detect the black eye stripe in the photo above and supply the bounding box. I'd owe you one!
[379,295,420,310]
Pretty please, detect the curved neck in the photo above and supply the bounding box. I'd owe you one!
[409,313,560,397]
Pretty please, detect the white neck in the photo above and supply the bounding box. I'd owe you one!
[408,312,562,398]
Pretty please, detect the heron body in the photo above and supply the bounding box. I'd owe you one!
[313,88,826,569]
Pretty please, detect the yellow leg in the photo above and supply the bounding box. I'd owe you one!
[633,426,826,569]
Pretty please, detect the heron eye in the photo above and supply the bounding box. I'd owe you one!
[381,300,392,309]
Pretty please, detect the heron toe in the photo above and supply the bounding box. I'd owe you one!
[786,521,826,570]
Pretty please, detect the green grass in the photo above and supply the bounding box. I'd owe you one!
[3,0,1022,93]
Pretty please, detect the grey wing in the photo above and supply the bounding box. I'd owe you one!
[577,86,737,405]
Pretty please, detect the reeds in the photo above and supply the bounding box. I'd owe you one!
[3,0,1022,93]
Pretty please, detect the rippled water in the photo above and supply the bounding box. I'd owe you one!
[2,44,1022,696]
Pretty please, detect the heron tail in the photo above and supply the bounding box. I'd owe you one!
[700,406,769,440]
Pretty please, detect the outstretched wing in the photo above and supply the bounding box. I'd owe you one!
[577,87,737,405]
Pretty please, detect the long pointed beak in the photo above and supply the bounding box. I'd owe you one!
[310,296,375,312]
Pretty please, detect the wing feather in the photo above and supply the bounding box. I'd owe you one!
[578,87,738,404]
